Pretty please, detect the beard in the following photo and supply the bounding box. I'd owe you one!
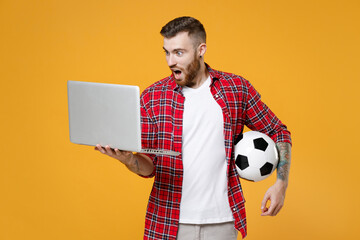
[173,53,201,88]
[183,54,201,88]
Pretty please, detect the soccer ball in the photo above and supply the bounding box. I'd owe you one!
[234,131,278,182]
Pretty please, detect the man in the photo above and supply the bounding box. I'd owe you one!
[95,16,291,240]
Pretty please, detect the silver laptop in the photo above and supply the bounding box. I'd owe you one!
[67,80,180,156]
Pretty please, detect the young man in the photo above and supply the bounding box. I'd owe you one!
[95,17,292,240]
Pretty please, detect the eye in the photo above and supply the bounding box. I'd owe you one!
[164,50,169,56]
[176,51,183,56]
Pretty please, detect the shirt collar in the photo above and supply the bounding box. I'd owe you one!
[206,63,220,84]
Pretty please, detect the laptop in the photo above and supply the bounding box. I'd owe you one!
[67,80,180,156]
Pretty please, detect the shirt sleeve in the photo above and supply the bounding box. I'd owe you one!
[244,81,292,145]
[139,92,158,178]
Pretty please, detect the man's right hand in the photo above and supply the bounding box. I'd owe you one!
[95,144,134,164]
[95,144,154,176]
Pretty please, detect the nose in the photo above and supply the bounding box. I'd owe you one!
[167,54,176,67]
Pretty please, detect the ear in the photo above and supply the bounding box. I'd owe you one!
[198,43,207,58]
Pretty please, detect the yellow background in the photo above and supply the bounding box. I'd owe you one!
[1,0,359,239]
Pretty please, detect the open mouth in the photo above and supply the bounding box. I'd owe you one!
[173,70,182,79]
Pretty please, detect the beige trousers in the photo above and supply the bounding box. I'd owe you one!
[176,221,238,240]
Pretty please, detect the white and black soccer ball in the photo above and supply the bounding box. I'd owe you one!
[234,131,278,182]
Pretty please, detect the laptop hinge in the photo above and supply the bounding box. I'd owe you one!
[140,149,180,156]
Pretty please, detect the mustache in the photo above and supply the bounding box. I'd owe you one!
[169,64,184,70]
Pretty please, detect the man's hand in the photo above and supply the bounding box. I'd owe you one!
[95,144,134,164]
[261,142,291,216]
[95,144,154,176]
[261,180,287,216]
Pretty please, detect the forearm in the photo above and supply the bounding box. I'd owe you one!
[275,142,292,186]
[125,153,154,176]
[261,142,291,216]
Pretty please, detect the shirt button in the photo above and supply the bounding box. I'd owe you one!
[233,208,236,211]
[215,94,219,98]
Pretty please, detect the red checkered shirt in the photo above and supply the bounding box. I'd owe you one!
[140,64,292,239]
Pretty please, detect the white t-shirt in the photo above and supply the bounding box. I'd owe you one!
[179,76,234,224]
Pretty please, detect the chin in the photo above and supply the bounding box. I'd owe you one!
[175,80,187,87]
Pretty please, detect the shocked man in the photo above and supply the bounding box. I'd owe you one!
[96,16,292,240]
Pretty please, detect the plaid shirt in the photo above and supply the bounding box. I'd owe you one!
[140,64,292,240]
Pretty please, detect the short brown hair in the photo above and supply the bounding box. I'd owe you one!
[160,16,206,46]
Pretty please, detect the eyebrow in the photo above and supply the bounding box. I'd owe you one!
[163,47,186,52]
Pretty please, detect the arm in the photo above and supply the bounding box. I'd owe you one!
[95,145,154,176]
[261,142,292,216]
[241,79,292,216]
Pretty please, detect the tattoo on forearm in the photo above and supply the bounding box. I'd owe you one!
[126,156,141,174]
[276,142,291,181]
[134,159,140,174]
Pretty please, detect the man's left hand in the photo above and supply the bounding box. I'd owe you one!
[260,179,287,216]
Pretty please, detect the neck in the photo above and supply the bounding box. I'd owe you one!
[191,62,209,89]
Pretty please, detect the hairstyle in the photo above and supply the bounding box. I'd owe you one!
[160,16,206,46]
